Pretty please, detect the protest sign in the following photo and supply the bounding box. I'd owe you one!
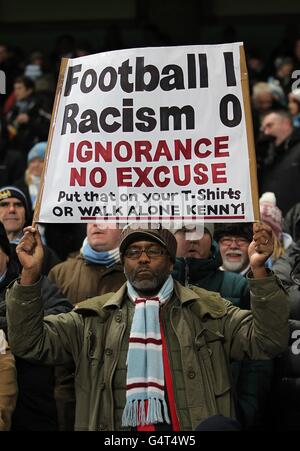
[34,42,259,226]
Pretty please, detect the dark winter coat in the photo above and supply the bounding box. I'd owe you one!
[258,129,300,215]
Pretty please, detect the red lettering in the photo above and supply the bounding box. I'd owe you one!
[114,141,132,162]
[193,163,209,185]
[77,140,93,162]
[134,167,153,187]
[215,136,229,157]
[90,168,107,187]
[68,142,75,163]
[135,141,152,162]
[211,163,227,183]
[174,139,192,160]
[153,166,170,187]
[116,167,132,186]
[69,167,86,186]
[194,138,212,158]
[153,140,172,161]
[94,141,112,162]
[173,165,191,186]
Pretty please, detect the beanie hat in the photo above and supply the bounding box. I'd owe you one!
[259,192,283,240]
[119,225,177,263]
[214,222,253,243]
[27,142,47,164]
[0,186,30,223]
[0,222,10,257]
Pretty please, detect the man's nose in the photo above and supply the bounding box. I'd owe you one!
[8,204,16,212]
[138,250,151,263]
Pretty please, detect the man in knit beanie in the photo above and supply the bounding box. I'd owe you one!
[0,185,59,275]
[0,186,31,242]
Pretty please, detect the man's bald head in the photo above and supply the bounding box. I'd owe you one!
[261,111,293,146]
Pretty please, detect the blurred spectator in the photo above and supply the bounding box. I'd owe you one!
[269,57,294,97]
[0,44,22,108]
[5,76,50,159]
[15,141,86,260]
[259,110,300,215]
[284,202,300,242]
[48,223,124,303]
[21,141,46,209]
[51,35,75,75]
[292,37,300,70]
[0,118,26,186]
[24,51,55,95]
[246,48,266,87]
[252,82,285,116]
[259,192,293,267]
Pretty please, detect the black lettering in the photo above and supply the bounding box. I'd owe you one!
[135,57,159,92]
[122,98,134,132]
[160,65,184,91]
[98,67,117,92]
[99,107,121,133]
[223,52,236,86]
[80,69,97,93]
[187,54,196,89]
[160,105,195,131]
[61,104,79,135]
[198,54,208,88]
[136,108,157,132]
[64,64,82,96]
[219,94,242,127]
[118,59,134,93]
[78,109,100,133]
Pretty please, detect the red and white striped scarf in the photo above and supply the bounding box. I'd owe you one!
[122,276,173,427]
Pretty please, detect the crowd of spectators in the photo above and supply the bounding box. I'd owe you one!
[1,32,300,431]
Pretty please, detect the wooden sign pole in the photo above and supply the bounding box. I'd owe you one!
[32,57,69,227]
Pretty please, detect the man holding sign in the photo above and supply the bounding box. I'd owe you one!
[6,222,288,431]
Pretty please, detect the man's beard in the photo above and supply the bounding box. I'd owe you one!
[125,266,170,296]
[222,250,248,273]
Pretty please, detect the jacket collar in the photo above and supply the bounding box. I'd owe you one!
[75,279,226,320]
[173,280,226,318]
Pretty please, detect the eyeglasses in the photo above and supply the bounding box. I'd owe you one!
[124,246,166,259]
[219,237,249,246]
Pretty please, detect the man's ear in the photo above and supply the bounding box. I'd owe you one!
[168,257,174,273]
